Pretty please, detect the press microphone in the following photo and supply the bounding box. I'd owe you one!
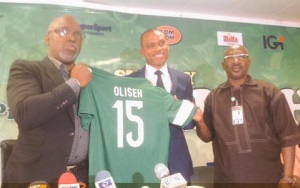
[231,97,238,106]
[58,172,80,188]
[28,180,50,188]
[95,170,117,188]
[154,163,187,188]
[154,163,170,179]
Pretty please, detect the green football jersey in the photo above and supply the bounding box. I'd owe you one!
[79,67,196,186]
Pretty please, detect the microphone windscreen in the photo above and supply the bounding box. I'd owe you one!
[58,172,78,184]
[95,170,111,182]
[28,180,50,188]
[95,170,116,188]
[154,163,170,180]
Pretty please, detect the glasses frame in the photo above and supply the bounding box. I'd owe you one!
[224,54,249,61]
[48,27,85,40]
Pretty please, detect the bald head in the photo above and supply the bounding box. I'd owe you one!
[45,15,83,68]
[47,15,81,33]
[224,44,249,57]
[221,44,251,87]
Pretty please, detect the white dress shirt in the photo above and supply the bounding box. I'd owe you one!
[145,64,172,93]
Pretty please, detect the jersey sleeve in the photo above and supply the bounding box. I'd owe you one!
[163,91,196,128]
[78,84,95,131]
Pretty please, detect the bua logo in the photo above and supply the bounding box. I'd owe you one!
[263,35,284,50]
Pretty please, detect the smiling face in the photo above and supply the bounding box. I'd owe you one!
[222,45,251,85]
[45,15,83,67]
[140,29,169,69]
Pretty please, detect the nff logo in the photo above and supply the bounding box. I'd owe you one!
[263,35,284,50]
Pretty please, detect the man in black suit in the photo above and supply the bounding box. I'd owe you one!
[128,28,195,183]
[4,15,92,187]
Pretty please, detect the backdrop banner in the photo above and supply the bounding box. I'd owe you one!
[0,2,300,179]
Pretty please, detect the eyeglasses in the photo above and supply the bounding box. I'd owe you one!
[224,54,249,61]
[48,27,85,40]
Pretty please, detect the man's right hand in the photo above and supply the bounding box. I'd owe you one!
[193,107,204,124]
[194,107,212,142]
[70,63,92,88]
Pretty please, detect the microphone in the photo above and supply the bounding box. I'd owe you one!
[95,170,117,188]
[231,97,238,106]
[154,163,187,188]
[58,172,80,188]
[154,163,170,179]
[28,180,50,188]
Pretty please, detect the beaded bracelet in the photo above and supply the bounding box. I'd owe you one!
[283,175,297,187]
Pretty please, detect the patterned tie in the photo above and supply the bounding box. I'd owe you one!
[155,70,165,90]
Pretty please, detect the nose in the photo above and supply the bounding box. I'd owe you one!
[67,33,76,41]
[156,44,165,53]
[155,44,162,49]
[233,56,239,61]
[231,57,240,64]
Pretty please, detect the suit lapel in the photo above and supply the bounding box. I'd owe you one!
[41,57,65,87]
[41,57,75,124]
[138,66,146,78]
[168,68,178,96]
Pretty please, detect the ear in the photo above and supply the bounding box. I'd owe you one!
[140,48,145,57]
[44,34,50,46]
[221,61,226,69]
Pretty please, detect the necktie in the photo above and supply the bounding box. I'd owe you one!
[155,70,165,90]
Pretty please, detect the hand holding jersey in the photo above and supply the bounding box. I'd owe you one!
[79,67,197,185]
[193,107,203,123]
[193,107,212,142]
[70,63,92,88]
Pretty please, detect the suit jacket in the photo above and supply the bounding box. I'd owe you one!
[4,57,78,185]
[128,66,194,182]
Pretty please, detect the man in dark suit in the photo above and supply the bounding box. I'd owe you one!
[4,15,92,187]
[128,28,195,183]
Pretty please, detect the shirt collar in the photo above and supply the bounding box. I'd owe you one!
[220,75,257,89]
[48,55,69,74]
[145,63,168,76]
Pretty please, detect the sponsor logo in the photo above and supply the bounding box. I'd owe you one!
[161,173,187,187]
[217,31,243,46]
[96,178,113,188]
[157,26,181,45]
[80,24,112,36]
[263,35,284,50]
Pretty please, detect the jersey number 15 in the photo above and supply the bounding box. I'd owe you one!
[113,100,144,148]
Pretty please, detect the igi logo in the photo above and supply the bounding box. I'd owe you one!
[263,35,284,50]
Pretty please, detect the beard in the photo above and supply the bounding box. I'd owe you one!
[58,50,79,64]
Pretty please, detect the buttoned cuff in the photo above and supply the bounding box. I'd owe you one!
[66,78,80,96]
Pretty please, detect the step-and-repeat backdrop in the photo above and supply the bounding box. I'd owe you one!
[0,3,300,180]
